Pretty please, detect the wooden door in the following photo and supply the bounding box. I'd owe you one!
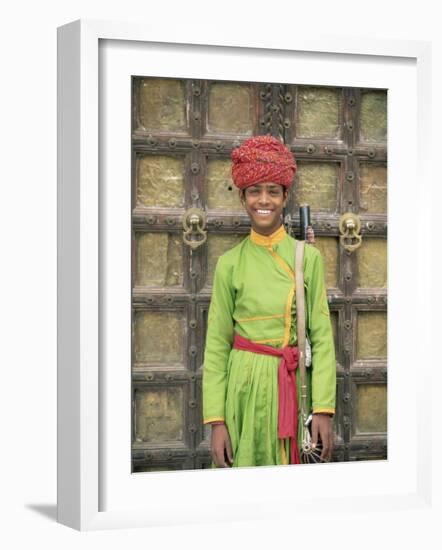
[131,77,387,472]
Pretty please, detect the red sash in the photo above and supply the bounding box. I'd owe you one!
[233,333,300,464]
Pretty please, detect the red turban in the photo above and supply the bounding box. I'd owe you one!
[231,135,296,190]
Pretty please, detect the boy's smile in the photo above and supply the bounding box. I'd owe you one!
[241,182,288,236]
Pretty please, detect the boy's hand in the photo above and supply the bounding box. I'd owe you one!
[211,424,233,467]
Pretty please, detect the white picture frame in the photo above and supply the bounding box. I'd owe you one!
[57,19,433,531]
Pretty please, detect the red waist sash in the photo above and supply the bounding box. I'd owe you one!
[233,333,300,464]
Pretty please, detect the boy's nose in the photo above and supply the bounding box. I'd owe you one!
[258,192,270,204]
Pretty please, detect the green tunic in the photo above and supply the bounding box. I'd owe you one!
[202,225,336,466]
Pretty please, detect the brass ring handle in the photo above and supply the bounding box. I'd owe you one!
[182,207,207,250]
[339,213,362,253]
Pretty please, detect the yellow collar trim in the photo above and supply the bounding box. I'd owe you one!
[250,225,287,247]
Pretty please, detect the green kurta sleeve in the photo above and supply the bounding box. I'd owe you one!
[305,247,336,414]
[202,255,235,423]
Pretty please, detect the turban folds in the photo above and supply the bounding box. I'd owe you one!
[231,135,296,190]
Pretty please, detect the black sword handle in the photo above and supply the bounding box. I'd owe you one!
[299,204,311,241]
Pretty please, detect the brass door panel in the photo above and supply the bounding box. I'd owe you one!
[296,86,341,139]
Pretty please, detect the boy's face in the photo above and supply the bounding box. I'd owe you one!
[240,182,288,236]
